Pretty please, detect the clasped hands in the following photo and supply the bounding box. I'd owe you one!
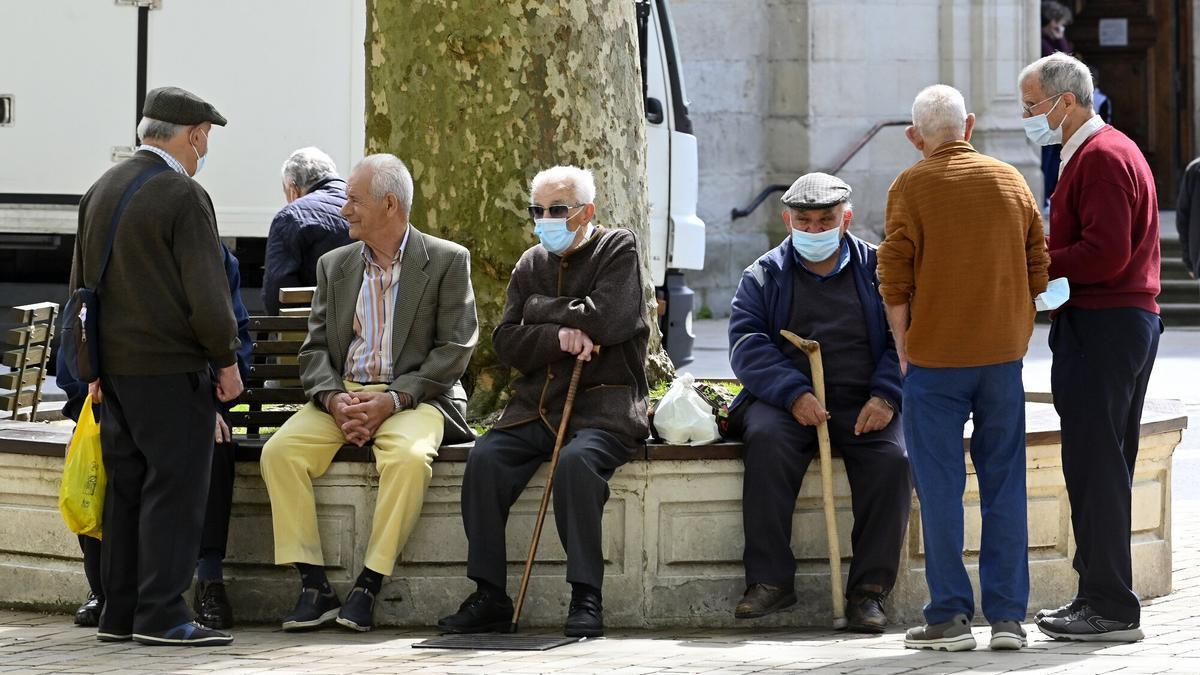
[790,392,893,436]
[328,391,406,447]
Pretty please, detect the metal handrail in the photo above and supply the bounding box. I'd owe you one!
[730,119,911,220]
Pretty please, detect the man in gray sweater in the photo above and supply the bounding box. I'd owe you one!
[438,165,650,638]
[69,86,243,647]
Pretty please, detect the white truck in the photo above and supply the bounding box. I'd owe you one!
[0,0,704,365]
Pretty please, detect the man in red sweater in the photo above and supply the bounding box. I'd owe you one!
[1019,52,1162,643]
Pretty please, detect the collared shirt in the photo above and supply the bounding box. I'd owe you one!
[137,144,188,176]
[1059,115,1106,177]
[343,226,410,383]
[792,235,851,281]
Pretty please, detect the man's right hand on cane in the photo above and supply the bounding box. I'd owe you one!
[558,327,595,362]
[791,392,831,426]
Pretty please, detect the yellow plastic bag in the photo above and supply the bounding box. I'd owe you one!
[59,396,106,539]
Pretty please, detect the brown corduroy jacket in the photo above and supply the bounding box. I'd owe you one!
[877,141,1049,368]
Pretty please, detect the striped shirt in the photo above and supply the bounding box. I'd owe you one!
[344,228,409,383]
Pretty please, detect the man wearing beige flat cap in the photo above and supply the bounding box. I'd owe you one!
[68,85,242,647]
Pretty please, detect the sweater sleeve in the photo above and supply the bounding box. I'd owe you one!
[728,266,812,411]
[877,182,917,306]
[492,257,568,374]
[1024,193,1050,298]
[1048,177,1134,284]
[173,188,239,367]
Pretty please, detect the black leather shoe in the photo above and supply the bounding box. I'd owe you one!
[193,581,233,630]
[74,593,104,627]
[564,588,604,638]
[734,584,797,619]
[845,585,888,634]
[437,589,514,634]
[335,587,376,632]
[281,587,341,632]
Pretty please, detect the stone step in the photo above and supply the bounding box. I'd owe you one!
[1162,257,1193,279]
[1161,302,1200,326]
[1159,279,1200,303]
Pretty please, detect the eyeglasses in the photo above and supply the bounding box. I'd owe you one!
[1022,92,1063,116]
[528,203,584,219]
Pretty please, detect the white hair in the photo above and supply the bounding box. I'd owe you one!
[529,165,596,204]
[911,85,968,140]
[136,116,186,142]
[281,147,339,192]
[1019,52,1094,107]
[354,154,414,213]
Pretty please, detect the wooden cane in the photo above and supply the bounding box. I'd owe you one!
[508,346,599,633]
[780,330,847,629]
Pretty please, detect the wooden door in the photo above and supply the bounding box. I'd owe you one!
[1068,0,1192,204]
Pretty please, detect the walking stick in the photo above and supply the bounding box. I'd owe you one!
[780,330,847,629]
[508,346,599,633]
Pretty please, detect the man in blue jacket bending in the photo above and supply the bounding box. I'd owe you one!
[727,173,910,633]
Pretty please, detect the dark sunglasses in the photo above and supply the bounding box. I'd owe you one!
[528,203,583,219]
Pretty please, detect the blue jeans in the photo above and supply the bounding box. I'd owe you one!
[904,361,1028,624]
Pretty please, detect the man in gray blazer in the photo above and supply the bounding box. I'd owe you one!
[260,153,478,633]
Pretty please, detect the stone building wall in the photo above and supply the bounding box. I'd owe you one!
[672,0,1040,316]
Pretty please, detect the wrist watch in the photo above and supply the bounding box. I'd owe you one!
[389,390,403,412]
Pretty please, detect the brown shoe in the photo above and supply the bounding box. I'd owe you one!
[734,583,797,619]
[845,584,888,633]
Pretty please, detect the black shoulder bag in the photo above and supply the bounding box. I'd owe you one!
[61,164,170,383]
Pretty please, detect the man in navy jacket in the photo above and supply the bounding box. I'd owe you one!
[727,173,909,633]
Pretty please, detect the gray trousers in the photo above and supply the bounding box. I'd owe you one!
[462,421,636,592]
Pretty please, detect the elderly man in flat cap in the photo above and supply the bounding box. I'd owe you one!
[68,86,242,646]
[726,173,909,632]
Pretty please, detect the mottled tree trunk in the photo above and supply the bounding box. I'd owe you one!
[366,0,674,418]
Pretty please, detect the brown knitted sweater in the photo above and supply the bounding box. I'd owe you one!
[877,141,1049,368]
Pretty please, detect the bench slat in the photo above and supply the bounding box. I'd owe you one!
[279,307,311,317]
[0,368,42,390]
[279,287,316,304]
[2,346,44,368]
[250,341,306,355]
[225,410,301,427]
[248,317,310,331]
[5,324,52,347]
[8,302,57,324]
[0,390,39,410]
[238,388,309,404]
[246,364,302,379]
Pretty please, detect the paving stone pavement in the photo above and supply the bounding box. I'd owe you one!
[3,502,1200,673]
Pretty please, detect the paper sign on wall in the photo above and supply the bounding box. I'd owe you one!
[1099,18,1129,47]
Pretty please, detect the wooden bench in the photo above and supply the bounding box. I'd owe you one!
[0,303,57,421]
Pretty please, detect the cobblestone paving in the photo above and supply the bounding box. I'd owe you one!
[3,511,1198,674]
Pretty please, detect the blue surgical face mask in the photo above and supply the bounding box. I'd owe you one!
[790,227,842,262]
[534,218,575,254]
[1035,277,1070,312]
[1022,95,1064,146]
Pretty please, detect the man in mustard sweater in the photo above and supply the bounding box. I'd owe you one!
[878,85,1049,652]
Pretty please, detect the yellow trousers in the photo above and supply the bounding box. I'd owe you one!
[259,382,444,575]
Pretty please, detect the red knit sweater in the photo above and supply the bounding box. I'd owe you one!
[1048,125,1160,314]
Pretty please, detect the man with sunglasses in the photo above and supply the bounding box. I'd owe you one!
[1019,53,1161,643]
[438,165,650,638]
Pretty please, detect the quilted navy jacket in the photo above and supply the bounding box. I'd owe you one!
[262,177,352,314]
[727,234,902,416]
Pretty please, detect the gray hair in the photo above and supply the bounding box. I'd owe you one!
[1041,1,1072,25]
[911,84,968,140]
[1019,52,1094,107]
[355,154,414,213]
[136,116,186,142]
[281,147,339,192]
[530,165,596,204]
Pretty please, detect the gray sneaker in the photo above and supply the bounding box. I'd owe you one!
[990,620,1027,650]
[904,614,977,652]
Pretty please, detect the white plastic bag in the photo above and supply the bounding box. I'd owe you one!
[653,373,720,445]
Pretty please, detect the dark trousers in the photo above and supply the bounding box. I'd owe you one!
[200,440,237,558]
[738,392,911,593]
[79,535,103,597]
[904,361,1028,623]
[98,371,215,634]
[462,421,637,592]
[1051,307,1161,623]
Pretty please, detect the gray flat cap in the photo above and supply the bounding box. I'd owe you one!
[781,172,851,209]
[142,86,227,127]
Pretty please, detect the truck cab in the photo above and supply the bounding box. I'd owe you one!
[0,0,704,366]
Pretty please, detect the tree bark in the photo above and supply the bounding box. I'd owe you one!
[366,0,674,418]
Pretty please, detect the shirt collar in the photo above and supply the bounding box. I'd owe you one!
[360,224,411,269]
[792,235,851,280]
[1059,115,1106,177]
[137,145,188,176]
